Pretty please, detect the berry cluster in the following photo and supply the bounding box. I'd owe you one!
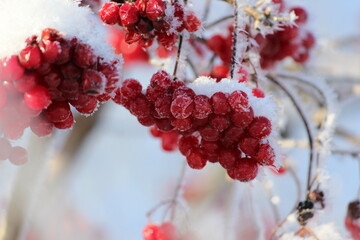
[206,5,315,70]
[99,0,201,49]
[0,138,28,165]
[113,71,276,182]
[143,222,177,240]
[345,200,360,240]
[255,7,315,69]
[0,28,120,143]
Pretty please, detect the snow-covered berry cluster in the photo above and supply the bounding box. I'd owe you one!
[0,28,120,140]
[113,71,278,182]
[255,6,315,69]
[143,222,178,240]
[99,0,201,49]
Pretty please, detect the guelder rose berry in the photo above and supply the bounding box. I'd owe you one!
[24,86,52,110]
[117,74,277,182]
[98,2,120,25]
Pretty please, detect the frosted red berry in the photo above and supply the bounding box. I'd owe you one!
[45,101,71,123]
[238,137,260,157]
[81,69,105,95]
[248,116,272,139]
[228,90,249,112]
[256,144,275,166]
[187,148,207,169]
[179,135,199,156]
[170,95,193,119]
[120,3,140,26]
[211,92,230,115]
[193,95,212,119]
[184,12,201,32]
[30,117,54,137]
[18,45,42,69]
[99,2,120,25]
[73,44,96,68]
[228,158,258,182]
[146,0,166,21]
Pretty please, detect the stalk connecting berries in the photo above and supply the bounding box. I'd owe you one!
[99,0,201,49]
[113,71,277,182]
[0,28,121,163]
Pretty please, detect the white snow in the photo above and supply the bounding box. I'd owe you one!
[0,0,121,65]
[280,223,347,240]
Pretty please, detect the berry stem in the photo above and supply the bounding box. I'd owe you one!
[203,0,212,22]
[169,161,187,221]
[204,15,233,29]
[267,76,315,199]
[230,0,239,79]
[172,35,184,80]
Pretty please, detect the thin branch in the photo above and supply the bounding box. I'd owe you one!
[186,59,198,78]
[267,76,315,198]
[173,35,184,80]
[204,15,233,29]
[230,0,239,78]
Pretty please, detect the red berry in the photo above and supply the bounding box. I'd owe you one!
[75,97,98,114]
[135,0,148,16]
[73,44,96,68]
[171,117,192,131]
[4,121,27,140]
[228,90,249,112]
[150,70,172,91]
[39,40,61,63]
[24,85,51,110]
[45,101,71,123]
[143,223,159,240]
[150,126,163,137]
[0,138,12,160]
[210,65,230,82]
[161,131,179,151]
[303,32,315,49]
[41,28,62,41]
[171,95,193,119]
[291,7,308,24]
[193,95,212,119]
[121,79,143,99]
[238,137,260,157]
[252,88,265,98]
[138,115,156,127]
[119,3,140,26]
[230,108,254,128]
[172,87,195,99]
[184,12,201,32]
[136,18,154,33]
[43,71,62,88]
[173,2,185,31]
[199,126,220,141]
[248,116,272,139]
[155,94,172,118]
[9,146,28,165]
[13,72,38,92]
[54,112,74,129]
[99,2,120,25]
[209,115,230,132]
[82,69,105,95]
[219,148,239,169]
[155,118,173,131]
[256,144,275,166]
[156,32,178,49]
[211,92,230,115]
[158,222,177,240]
[179,135,199,156]
[220,126,244,148]
[60,62,82,81]
[54,40,72,65]
[30,117,54,137]
[146,0,166,21]
[1,55,25,81]
[227,158,258,182]
[18,45,42,69]
[130,95,151,117]
[187,148,207,169]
